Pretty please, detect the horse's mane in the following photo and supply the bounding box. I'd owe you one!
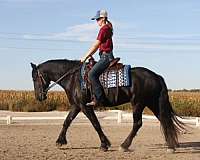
[39,59,80,66]
[44,59,80,65]
[38,59,81,71]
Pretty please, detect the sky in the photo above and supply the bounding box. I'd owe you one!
[0,0,200,90]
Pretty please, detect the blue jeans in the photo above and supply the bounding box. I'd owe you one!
[88,52,114,102]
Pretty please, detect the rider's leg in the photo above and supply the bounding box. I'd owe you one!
[87,55,110,106]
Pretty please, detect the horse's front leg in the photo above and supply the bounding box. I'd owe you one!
[81,104,111,151]
[56,105,81,146]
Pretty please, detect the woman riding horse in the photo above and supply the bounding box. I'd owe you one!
[31,59,185,152]
[81,10,114,107]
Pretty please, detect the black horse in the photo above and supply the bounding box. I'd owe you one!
[31,59,184,152]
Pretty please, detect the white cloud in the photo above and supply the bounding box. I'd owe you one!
[22,21,200,52]
[1,0,52,2]
[55,23,98,42]
[114,32,200,52]
[115,42,200,51]
[22,20,130,42]
[116,32,200,39]
[0,0,62,7]
[23,22,98,42]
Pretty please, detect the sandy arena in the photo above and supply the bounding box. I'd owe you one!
[0,111,200,160]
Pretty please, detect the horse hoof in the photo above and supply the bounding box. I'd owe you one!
[56,139,67,148]
[106,142,111,148]
[100,146,108,152]
[119,146,131,152]
[56,142,62,148]
[166,148,175,153]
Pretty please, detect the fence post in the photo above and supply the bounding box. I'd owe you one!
[7,115,12,125]
[117,110,122,123]
[196,117,200,127]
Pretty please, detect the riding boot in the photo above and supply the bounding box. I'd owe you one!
[86,95,111,107]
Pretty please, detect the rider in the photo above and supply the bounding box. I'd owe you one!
[81,10,114,106]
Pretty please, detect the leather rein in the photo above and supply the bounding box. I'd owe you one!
[37,65,81,93]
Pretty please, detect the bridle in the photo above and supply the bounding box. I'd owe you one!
[36,65,82,93]
[36,70,48,94]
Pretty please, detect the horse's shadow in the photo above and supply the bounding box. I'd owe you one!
[153,142,200,154]
[58,146,117,152]
[59,146,98,150]
[58,145,134,152]
[176,142,200,153]
[179,142,200,148]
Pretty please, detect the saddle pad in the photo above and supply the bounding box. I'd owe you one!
[80,64,131,89]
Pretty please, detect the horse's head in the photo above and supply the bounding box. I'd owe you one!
[31,63,50,101]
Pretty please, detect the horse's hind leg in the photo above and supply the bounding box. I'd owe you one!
[56,106,81,146]
[81,105,111,151]
[120,103,144,151]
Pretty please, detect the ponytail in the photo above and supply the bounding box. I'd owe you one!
[105,18,113,36]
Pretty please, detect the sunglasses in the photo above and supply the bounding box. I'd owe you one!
[96,18,102,22]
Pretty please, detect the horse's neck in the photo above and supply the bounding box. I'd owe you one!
[52,64,80,101]
[43,61,80,92]
[43,61,80,82]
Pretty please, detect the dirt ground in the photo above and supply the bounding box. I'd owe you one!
[0,119,200,160]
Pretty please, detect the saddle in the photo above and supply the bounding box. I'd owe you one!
[81,56,131,89]
[88,56,122,70]
[80,56,131,105]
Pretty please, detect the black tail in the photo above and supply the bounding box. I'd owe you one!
[158,76,185,149]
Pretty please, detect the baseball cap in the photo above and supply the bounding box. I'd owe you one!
[91,10,108,20]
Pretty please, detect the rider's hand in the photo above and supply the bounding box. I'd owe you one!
[80,57,86,63]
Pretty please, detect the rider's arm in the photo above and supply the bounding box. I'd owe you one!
[81,40,101,62]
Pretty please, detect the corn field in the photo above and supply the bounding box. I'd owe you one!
[169,91,200,117]
[0,90,199,117]
[0,90,68,112]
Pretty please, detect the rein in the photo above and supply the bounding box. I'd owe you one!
[45,65,81,92]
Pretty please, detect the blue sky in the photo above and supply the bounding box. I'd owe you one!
[0,0,200,90]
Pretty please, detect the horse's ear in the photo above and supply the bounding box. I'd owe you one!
[31,62,37,70]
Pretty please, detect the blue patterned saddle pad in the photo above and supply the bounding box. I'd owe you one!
[81,64,131,89]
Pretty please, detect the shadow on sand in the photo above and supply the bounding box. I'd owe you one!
[58,146,117,152]
[175,142,200,154]
[151,141,200,154]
